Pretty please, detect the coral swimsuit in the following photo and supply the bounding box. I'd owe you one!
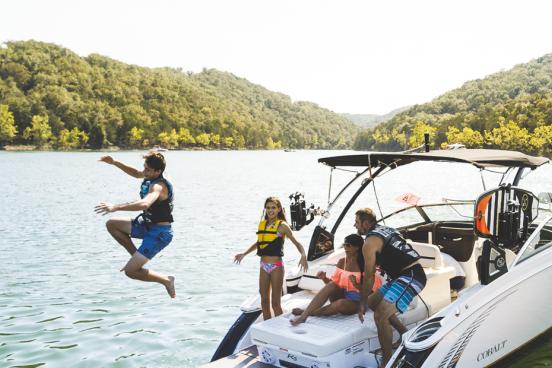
[331,268,382,301]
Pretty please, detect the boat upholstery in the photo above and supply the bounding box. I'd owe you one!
[408,242,455,313]
[410,241,443,268]
[252,303,429,358]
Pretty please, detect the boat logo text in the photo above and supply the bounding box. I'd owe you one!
[477,340,507,362]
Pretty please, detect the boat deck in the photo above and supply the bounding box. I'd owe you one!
[200,346,268,368]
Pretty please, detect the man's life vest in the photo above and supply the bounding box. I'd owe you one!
[256,219,284,257]
[139,174,174,224]
[367,224,419,279]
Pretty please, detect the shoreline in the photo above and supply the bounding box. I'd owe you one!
[2,145,549,158]
[0,145,323,152]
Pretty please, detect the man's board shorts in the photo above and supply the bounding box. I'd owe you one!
[378,264,426,313]
[131,217,173,260]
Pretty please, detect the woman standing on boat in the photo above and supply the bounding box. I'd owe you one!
[234,197,309,320]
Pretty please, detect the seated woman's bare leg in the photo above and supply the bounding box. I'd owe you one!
[290,282,341,325]
[292,285,344,316]
[311,298,358,317]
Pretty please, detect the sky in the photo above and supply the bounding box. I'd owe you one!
[2,0,552,115]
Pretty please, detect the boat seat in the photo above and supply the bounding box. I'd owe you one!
[406,241,456,314]
[297,264,336,292]
[409,241,444,269]
[252,300,429,358]
[252,312,378,357]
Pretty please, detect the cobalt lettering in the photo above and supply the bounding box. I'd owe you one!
[477,340,507,362]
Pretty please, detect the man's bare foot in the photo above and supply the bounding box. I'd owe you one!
[165,276,176,298]
[290,313,307,326]
[291,308,304,316]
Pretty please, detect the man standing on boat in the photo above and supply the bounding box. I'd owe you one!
[355,208,426,366]
[95,152,176,298]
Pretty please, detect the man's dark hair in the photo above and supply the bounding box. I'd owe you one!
[355,208,377,224]
[143,152,166,173]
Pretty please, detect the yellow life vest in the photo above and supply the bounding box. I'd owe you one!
[256,219,285,256]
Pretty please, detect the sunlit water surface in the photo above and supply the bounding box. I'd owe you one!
[1,150,551,367]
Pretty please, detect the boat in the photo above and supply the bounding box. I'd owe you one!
[446,143,466,150]
[206,146,551,368]
[152,145,168,152]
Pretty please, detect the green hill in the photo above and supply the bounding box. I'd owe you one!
[342,106,410,129]
[0,40,359,150]
[354,54,552,156]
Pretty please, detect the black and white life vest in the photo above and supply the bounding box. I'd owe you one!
[367,224,419,279]
[139,175,174,224]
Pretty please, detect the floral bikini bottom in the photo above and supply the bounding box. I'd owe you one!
[260,261,284,274]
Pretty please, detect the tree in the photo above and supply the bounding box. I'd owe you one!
[57,127,89,149]
[88,124,106,149]
[195,133,210,147]
[222,136,234,148]
[209,133,220,147]
[531,125,552,155]
[158,129,179,148]
[408,121,437,148]
[177,128,195,146]
[444,126,484,148]
[391,129,407,150]
[233,134,245,148]
[0,104,17,145]
[128,127,145,148]
[373,128,390,145]
[23,115,52,147]
[266,137,276,149]
[484,120,531,151]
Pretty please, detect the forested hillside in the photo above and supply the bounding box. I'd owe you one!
[342,106,410,128]
[0,41,359,150]
[354,54,552,156]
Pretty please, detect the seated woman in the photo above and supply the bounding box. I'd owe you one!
[290,234,382,326]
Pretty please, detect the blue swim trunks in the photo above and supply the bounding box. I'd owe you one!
[378,264,426,313]
[131,217,173,259]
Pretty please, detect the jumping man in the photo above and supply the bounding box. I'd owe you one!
[95,152,176,298]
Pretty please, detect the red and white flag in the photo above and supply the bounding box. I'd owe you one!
[395,192,421,206]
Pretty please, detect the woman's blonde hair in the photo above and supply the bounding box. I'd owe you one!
[264,196,287,222]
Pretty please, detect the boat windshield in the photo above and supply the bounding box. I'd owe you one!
[381,202,474,229]
[422,202,474,222]
[515,216,552,265]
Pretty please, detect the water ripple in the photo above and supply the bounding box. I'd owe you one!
[36,316,64,323]
[48,344,78,349]
[72,319,103,324]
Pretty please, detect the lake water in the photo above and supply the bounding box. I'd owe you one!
[1,150,551,368]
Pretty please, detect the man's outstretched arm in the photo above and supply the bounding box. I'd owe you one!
[99,156,144,178]
[95,183,162,215]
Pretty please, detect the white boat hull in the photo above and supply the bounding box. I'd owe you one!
[394,245,552,367]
